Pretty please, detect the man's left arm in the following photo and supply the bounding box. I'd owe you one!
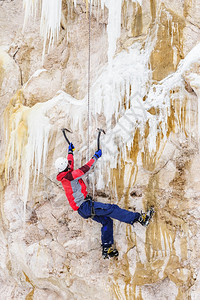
[67,142,75,170]
[65,150,102,181]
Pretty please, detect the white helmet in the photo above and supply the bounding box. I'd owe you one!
[55,157,68,173]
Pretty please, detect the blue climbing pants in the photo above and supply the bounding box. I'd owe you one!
[78,200,140,246]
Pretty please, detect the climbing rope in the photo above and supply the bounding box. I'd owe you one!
[86,0,93,196]
[87,0,96,202]
[87,0,91,162]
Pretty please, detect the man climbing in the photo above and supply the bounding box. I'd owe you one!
[55,143,153,259]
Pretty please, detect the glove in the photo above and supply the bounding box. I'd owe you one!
[93,149,102,159]
[68,142,75,154]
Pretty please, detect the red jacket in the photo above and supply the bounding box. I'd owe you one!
[56,153,96,211]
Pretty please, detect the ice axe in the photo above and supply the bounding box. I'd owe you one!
[61,128,72,145]
[97,128,105,150]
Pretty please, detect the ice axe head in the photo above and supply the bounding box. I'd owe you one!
[61,128,72,145]
[61,128,72,134]
[97,128,105,150]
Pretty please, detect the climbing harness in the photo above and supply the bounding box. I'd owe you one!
[91,201,95,219]
[85,195,95,219]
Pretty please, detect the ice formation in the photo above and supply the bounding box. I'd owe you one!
[23,0,141,63]
[23,0,62,58]
[4,0,199,214]
[4,91,86,214]
[4,41,200,214]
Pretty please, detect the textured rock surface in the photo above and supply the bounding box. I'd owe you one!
[0,49,21,117]
[0,0,200,300]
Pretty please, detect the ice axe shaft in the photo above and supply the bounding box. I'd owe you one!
[61,128,72,145]
[97,128,105,150]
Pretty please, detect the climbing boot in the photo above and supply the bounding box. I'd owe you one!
[138,208,154,227]
[102,245,119,259]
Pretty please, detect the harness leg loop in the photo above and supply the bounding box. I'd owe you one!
[91,199,95,219]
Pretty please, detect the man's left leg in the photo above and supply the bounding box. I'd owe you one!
[92,215,118,259]
[78,201,118,258]
[92,215,113,245]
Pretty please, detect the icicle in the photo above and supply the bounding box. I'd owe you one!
[98,0,122,68]
[5,91,87,221]
[132,0,143,6]
[187,99,191,141]
[173,46,178,69]
[23,0,62,61]
[147,117,157,153]
[171,21,175,46]
[40,0,62,59]
[23,0,40,28]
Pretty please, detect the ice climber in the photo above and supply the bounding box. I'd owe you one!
[55,142,153,259]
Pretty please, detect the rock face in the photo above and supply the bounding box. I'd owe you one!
[0,49,21,116]
[0,0,200,299]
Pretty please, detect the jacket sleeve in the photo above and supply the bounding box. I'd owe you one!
[64,157,97,181]
[67,153,74,171]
